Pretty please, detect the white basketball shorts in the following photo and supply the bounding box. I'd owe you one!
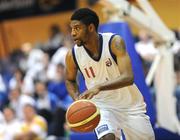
[94,108,155,140]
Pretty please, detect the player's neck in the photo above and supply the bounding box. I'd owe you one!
[84,33,99,54]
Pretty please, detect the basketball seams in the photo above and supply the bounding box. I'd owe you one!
[67,107,100,128]
[68,106,96,122]
[66,99,96,119]
[66,99,100,132]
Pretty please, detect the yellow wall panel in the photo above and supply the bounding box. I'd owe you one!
[150,0,180,29]
[1,12,72,54]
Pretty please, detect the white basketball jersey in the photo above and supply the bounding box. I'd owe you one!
[73,33,145,110]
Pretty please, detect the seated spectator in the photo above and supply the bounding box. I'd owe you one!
[33,79,59,124]
[22,52,50,96]
[48,63,73,109]
[14,104,47,140]
[135,30,158,77]
[174,49,180,119]
[47,36,73,80]
[0,107,21,140]
[0,74,8,109]
[44,24,64,57]
[47,63,73,138]
[21,42,45,72]
[8,88,35,120]
[0,110,5,139]
[0,110,4,123]
[9,68,25,91]
[0,74,6,93]
[135,30,158,62]
[51,36,73,66]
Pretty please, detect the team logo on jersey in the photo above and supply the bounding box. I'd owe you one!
[97,124,109,134]
[105,58,112,67]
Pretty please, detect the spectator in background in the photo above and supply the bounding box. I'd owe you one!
[9,48,26,71]
[45,24,64,57]
[0,74,6,93]
[8,88,35,120]
[9,68,25,91]
[0,74,8,110]
[0,110,5,139]
[21,42,45,71]
[174,37,180,119]
[51,36,73,66]
[135,30,158,76]
[0,110,4,123]
[22,51,49,96]
[29,52,50,82]
[33,79,59,127]
[48,63,73,109]
[135,30,158,62]
[172,28,180,54]
[47,36,73,80]
[14,104,47,140]
[0,107,21,140]
[20,42,46,95]
[47,63,73,138]
[174,26,180,40]
[174,55,180,120]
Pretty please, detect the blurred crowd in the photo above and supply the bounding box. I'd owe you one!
[0,23,180,140]
[134,29,180,119]
[0,24,79,140]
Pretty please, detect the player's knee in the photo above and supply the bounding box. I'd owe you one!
[99,133,116,140]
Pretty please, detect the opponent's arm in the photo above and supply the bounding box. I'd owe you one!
[65,50,80,101]
[99,35,134,90]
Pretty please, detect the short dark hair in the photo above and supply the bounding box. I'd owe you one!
[71,8,99,31]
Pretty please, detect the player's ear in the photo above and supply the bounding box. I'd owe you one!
[88,23,95,32]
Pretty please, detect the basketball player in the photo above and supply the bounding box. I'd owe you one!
[65,8,155,140]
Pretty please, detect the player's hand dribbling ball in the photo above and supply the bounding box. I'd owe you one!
[66,99,100,132]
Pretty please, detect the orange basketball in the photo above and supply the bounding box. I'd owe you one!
[66,99,100,132]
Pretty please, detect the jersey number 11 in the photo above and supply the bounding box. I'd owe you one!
[84,67,96,78]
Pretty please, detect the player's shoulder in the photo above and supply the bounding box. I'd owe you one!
[65,48,77,67]
[66,49,73,57]
[99,32,122,41]
[66,48,75,63]
[99,32,114,37]
[99,32,121,36]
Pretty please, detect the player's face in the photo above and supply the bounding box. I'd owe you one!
[70,20,89,46]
